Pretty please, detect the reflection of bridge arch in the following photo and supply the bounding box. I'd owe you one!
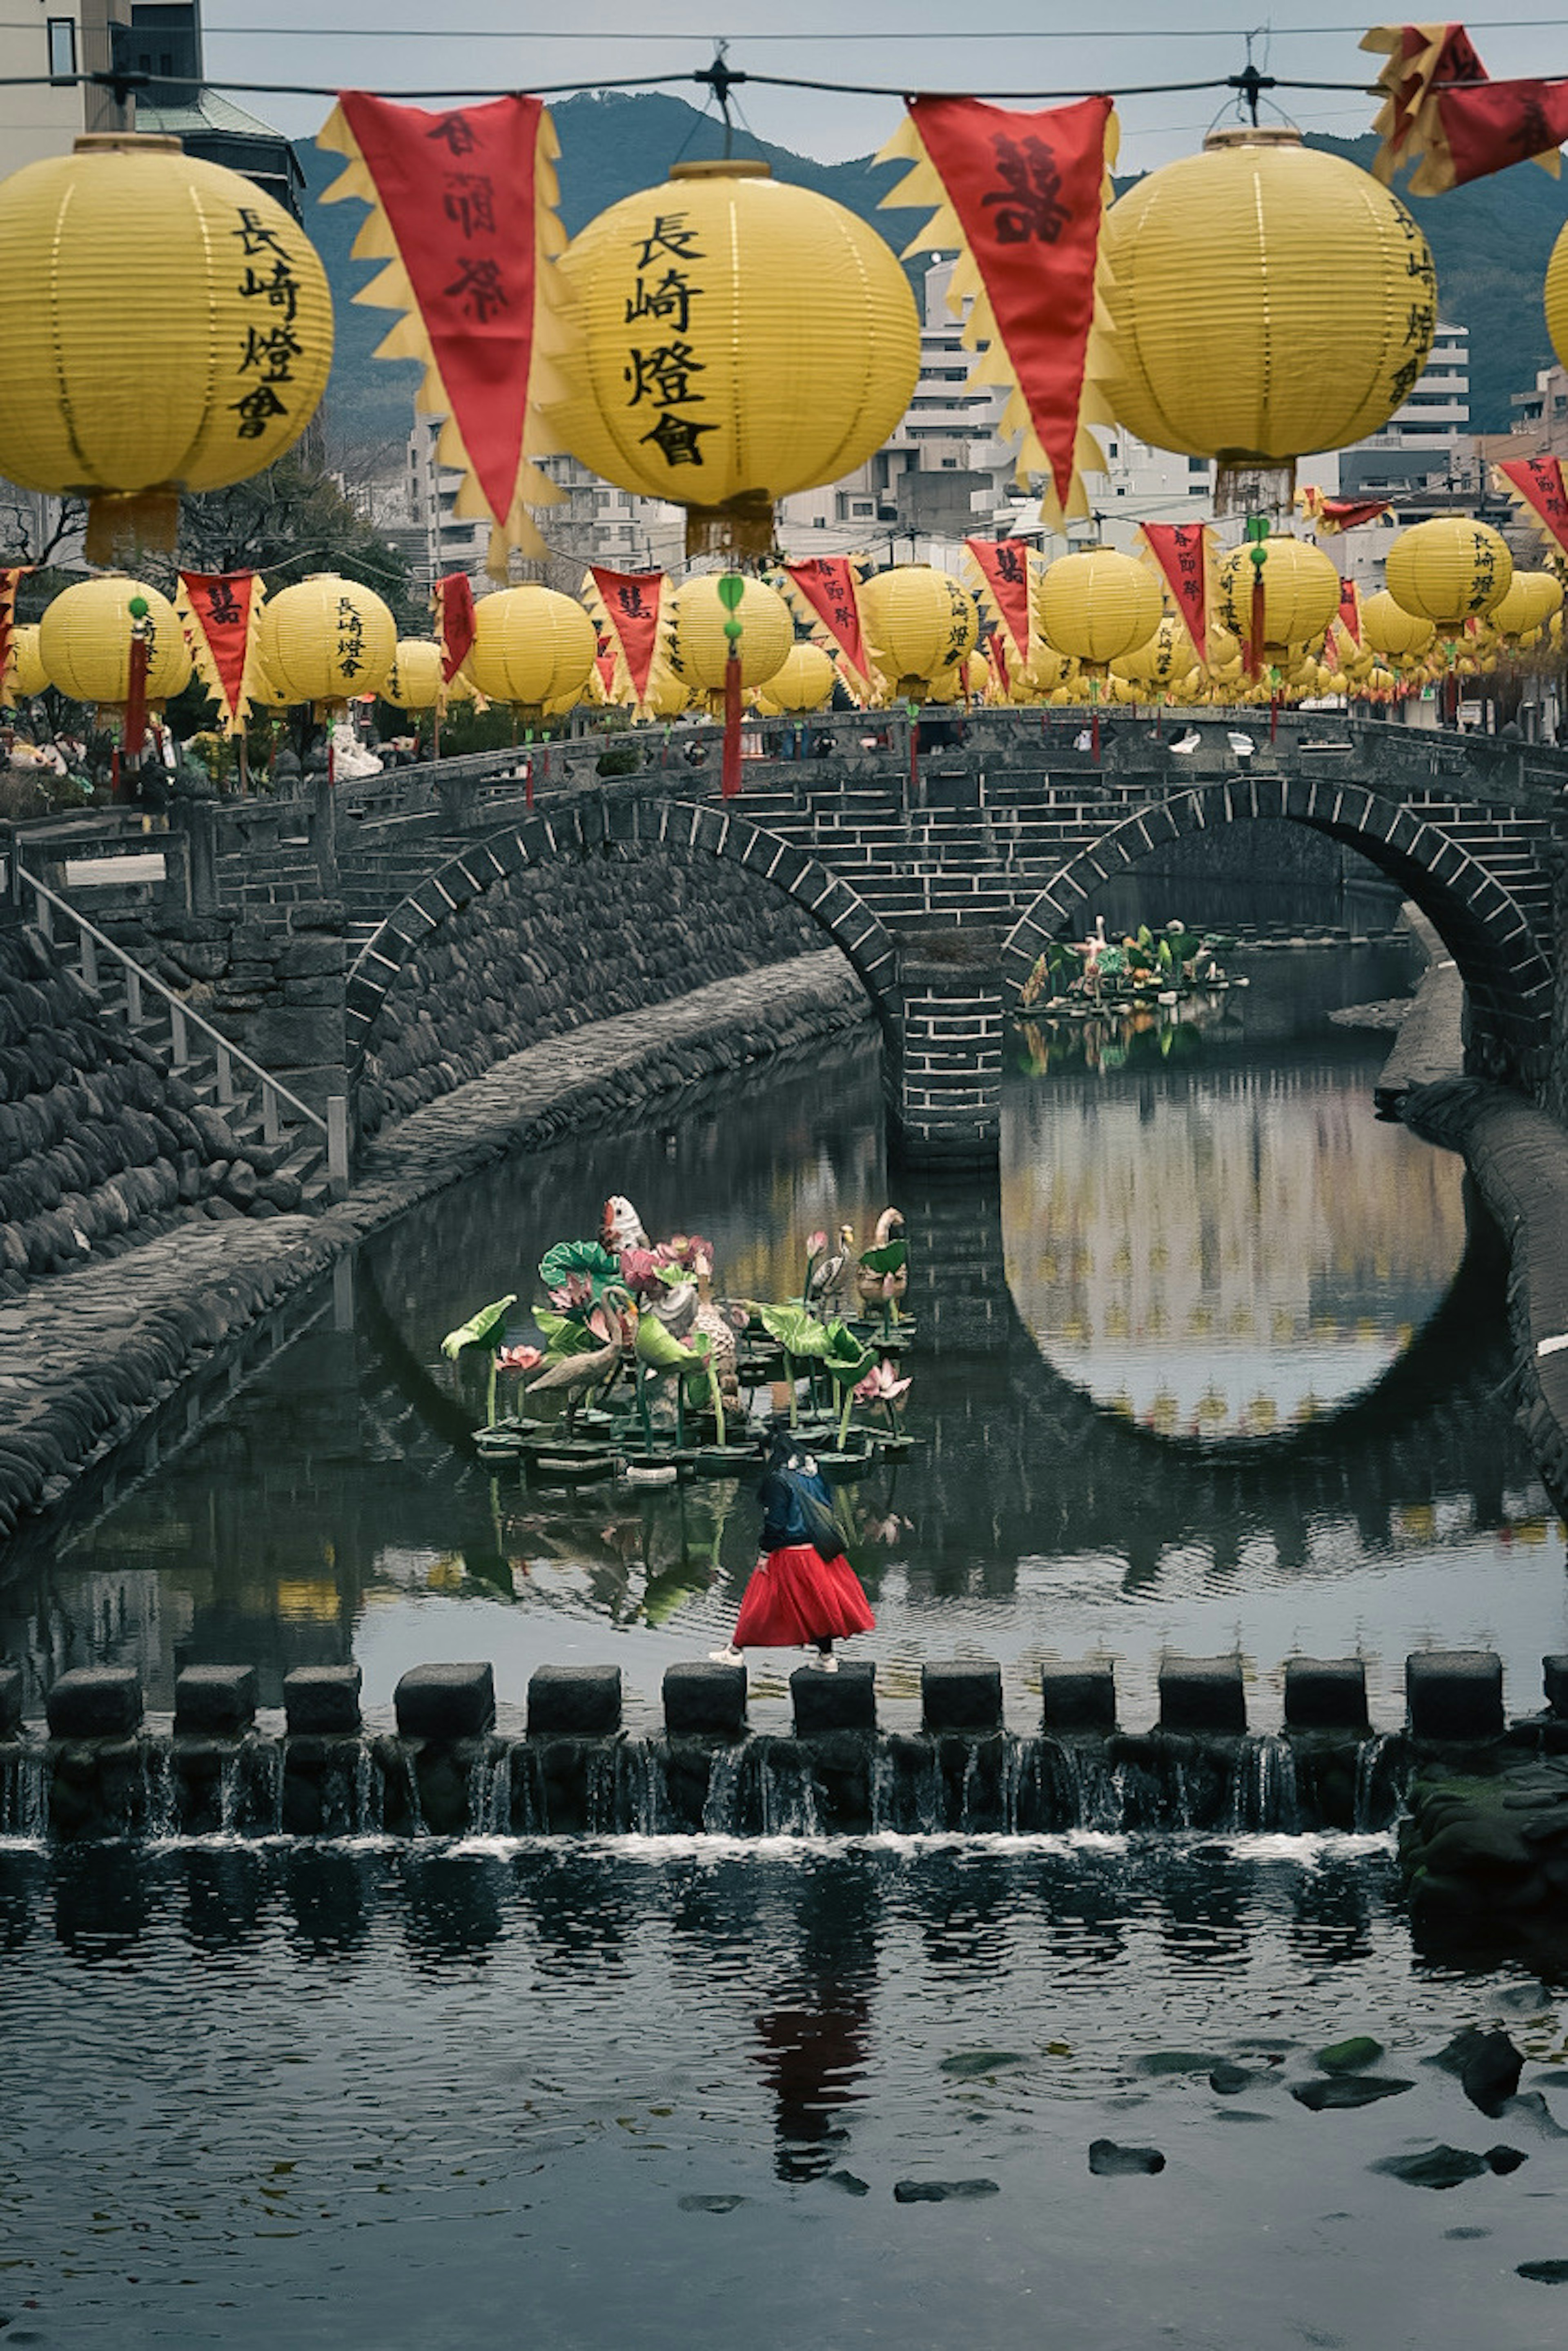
[343,796,902,1078]
[999,777,1553,1086]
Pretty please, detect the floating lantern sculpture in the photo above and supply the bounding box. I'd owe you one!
[0,134,332,563]
[543,160,920,559]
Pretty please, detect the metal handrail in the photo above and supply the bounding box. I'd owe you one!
[18,867,329,1142]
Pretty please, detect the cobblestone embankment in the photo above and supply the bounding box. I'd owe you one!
[0,951,870,1548]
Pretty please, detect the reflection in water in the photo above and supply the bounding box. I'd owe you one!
[752,1857,878,2182]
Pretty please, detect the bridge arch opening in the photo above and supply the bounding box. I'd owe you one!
[999,775,1554,1092]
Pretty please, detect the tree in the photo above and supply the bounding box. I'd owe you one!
[168,455,420,632]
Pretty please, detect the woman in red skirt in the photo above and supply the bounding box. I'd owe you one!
[712,1437,875,1672]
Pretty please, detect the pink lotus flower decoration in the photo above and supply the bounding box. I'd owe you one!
[496,1344,543,1374]
[806,1229,828,1259]
[855,1359,911,1407]
[617,1247,666,1297]
[547,1272,596,1312]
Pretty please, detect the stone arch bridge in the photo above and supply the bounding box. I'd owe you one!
[323,711,1564,1166]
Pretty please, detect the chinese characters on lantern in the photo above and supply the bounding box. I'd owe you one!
[624,214,715,470]
[232,206,305,439]
[1387,208,1438,410]
[336,594,366,681]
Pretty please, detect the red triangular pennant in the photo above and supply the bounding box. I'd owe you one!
[1437,76,1568,187]
[1138,523,1212,663]
[1499,455,1568,556]
[434,571,477,683]
[964,539,1032,664]
[591,568,664,705]
[178,572,262,732]
[782,559,871,683]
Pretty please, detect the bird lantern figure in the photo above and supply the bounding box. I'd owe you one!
[1385,518,1513,632]
[255,574,396,710]
[38,576,191,708]
[465,585,596,717]
[0,135,332,565]
[1101,127,1435,519]
[858,566,979,697]
[542,160,920,561]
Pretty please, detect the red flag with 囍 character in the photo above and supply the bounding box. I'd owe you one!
[434,570,477,683]
[318,92,566,562]
[964,539,1032,665]
[591,568,664,705]
[177,571,263,734]
[1137,522,1212,662]
[1498,455,1568,556]
[783,559,871,682]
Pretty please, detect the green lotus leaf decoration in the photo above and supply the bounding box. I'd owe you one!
[822,1318,875,1388]
[535,1309,604,1360]
[753,1300,830,1360]
[537,1238,623,1297]
[634,1316,708,1373]
[440,1295,517,1361]
[858,1240,907,1276]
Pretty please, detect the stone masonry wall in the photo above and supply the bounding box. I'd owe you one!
[0,924,259,1297]
[359,840,822,1137]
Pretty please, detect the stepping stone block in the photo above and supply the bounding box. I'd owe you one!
[0,1665,22,1737]
[283,1665,363,1736]
[922,1661,1003,1734]
[1545,1656,1568,1718]
[1406,1650,1503,1742]
[45,1667,143,1739]
[1158,1656,1246,1736]
[528,1664,621,1738]
[175,1664,257,1737]
[664,1661,746,1739]
[791,1661,876,1737]
[1284,1658,1370,1733]
[1041,1663,1116,1734]
[394,1661,495,1740]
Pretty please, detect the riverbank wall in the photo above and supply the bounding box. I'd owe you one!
[0,951,871,1553]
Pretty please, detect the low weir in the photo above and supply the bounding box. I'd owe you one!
[4,1648,1566,1844]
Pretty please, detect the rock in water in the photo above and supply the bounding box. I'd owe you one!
[1370,2146,1490,2190]
[1316,2036,1384,2074]
[1517,2260,1568,2284]
[1209,2063,1255,2097]
[1292,2076,1414,2111]
[893,2178,1000,2203]
[1088,2140,1166,2176]
[1485,2146,1529,2175]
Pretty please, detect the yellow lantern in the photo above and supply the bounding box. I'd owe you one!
[666,574,792,699]
[1544,224,1568,379]
[255,574,395,708]
[466,586,596,714]
[1489,569,1563,641]
[1385,518,1513,629]
[1101,128,1434,510]
[1358,590,1432,661]
[1216,536,1339,653]
[1112,614,1197,692]
[543,160,919,559]
[755,640,836,715]
[39,577,191,707]
[382,641,446,712]
[0,135,332,564]
[1038,548,1161,668]
[858,566,979,695]
[2,623,48,702]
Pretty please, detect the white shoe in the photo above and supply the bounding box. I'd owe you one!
[808,1650,839,1672]
[709,1646,744,1666]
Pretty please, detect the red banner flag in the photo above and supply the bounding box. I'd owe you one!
[782,558,871,682]
[895,95,1116,517]
[320,93,564,561]
[964,538,1032,665]
[434,571,477,683]
[177,571,263,735]
[1137,523,1212,662]
[1339,579,1363,648]
[1298,484,1393,534]
[1365,23,1489,182]
[1498,454,1568,555]
[590,568,664,706]
[0,567,28,695]
[1437,77,1568,189]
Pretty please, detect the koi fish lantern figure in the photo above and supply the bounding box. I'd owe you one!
[601,1194,742,1400]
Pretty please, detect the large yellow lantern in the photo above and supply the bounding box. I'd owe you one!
[1101,128,1435,510]
[255,574,395,708]
[1489,569,1563,641]
[1216,536,1340,653]
[756,640,836,715]
[3,624,48,702]
[666,574,793,697]
[543,160,920,559]
[1544,225,1568,379]
[1112,614,1198,693]
[1037,549,1161,668]
[39,577,191,707]
[1359,589,1435,662]
[382,641,446,712]
[0,135,332,564]
[858,566,979,695]
[465,586,596,714]
[1385,518,1513,629]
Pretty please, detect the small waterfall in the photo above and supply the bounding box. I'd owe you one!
[957,1746,982,1833]
[140,1745,178,1839]
[399,1749,427,1838]
[354,1743,384,1835]
[510,1745,544,1834]
[869,1745,897,1833]
[1229,1736,1302,1833]
[0,1747,46,1839]
[216,1750,244,1834]
[1353,1733,1399,1832]
[759,1745,820,1837]
[467,1744,513,1837]
[617,1742,668,1836]
[584,1745,619,1834]
[702,1743,746,1833]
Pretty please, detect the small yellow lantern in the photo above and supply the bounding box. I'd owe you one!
[382,641,447,712]
[0,135,332,563]
[465,586,596,715]
[543,160,920,559]
[39,577,191,707]
[666,574,792,698]
[1385,518,1513,630]
[255,574,395,708]
[1359,590,1435,662]
[1037,548,1162,668]
[858,566,979,695]
[1489,570,1563,641]
[1216,536,1340,653]
[2,623,48,703]
[755,640,837,715]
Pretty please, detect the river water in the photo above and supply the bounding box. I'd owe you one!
[5,940,1568,2348]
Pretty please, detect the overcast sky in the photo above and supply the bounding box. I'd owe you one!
[200,4,1568,180]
